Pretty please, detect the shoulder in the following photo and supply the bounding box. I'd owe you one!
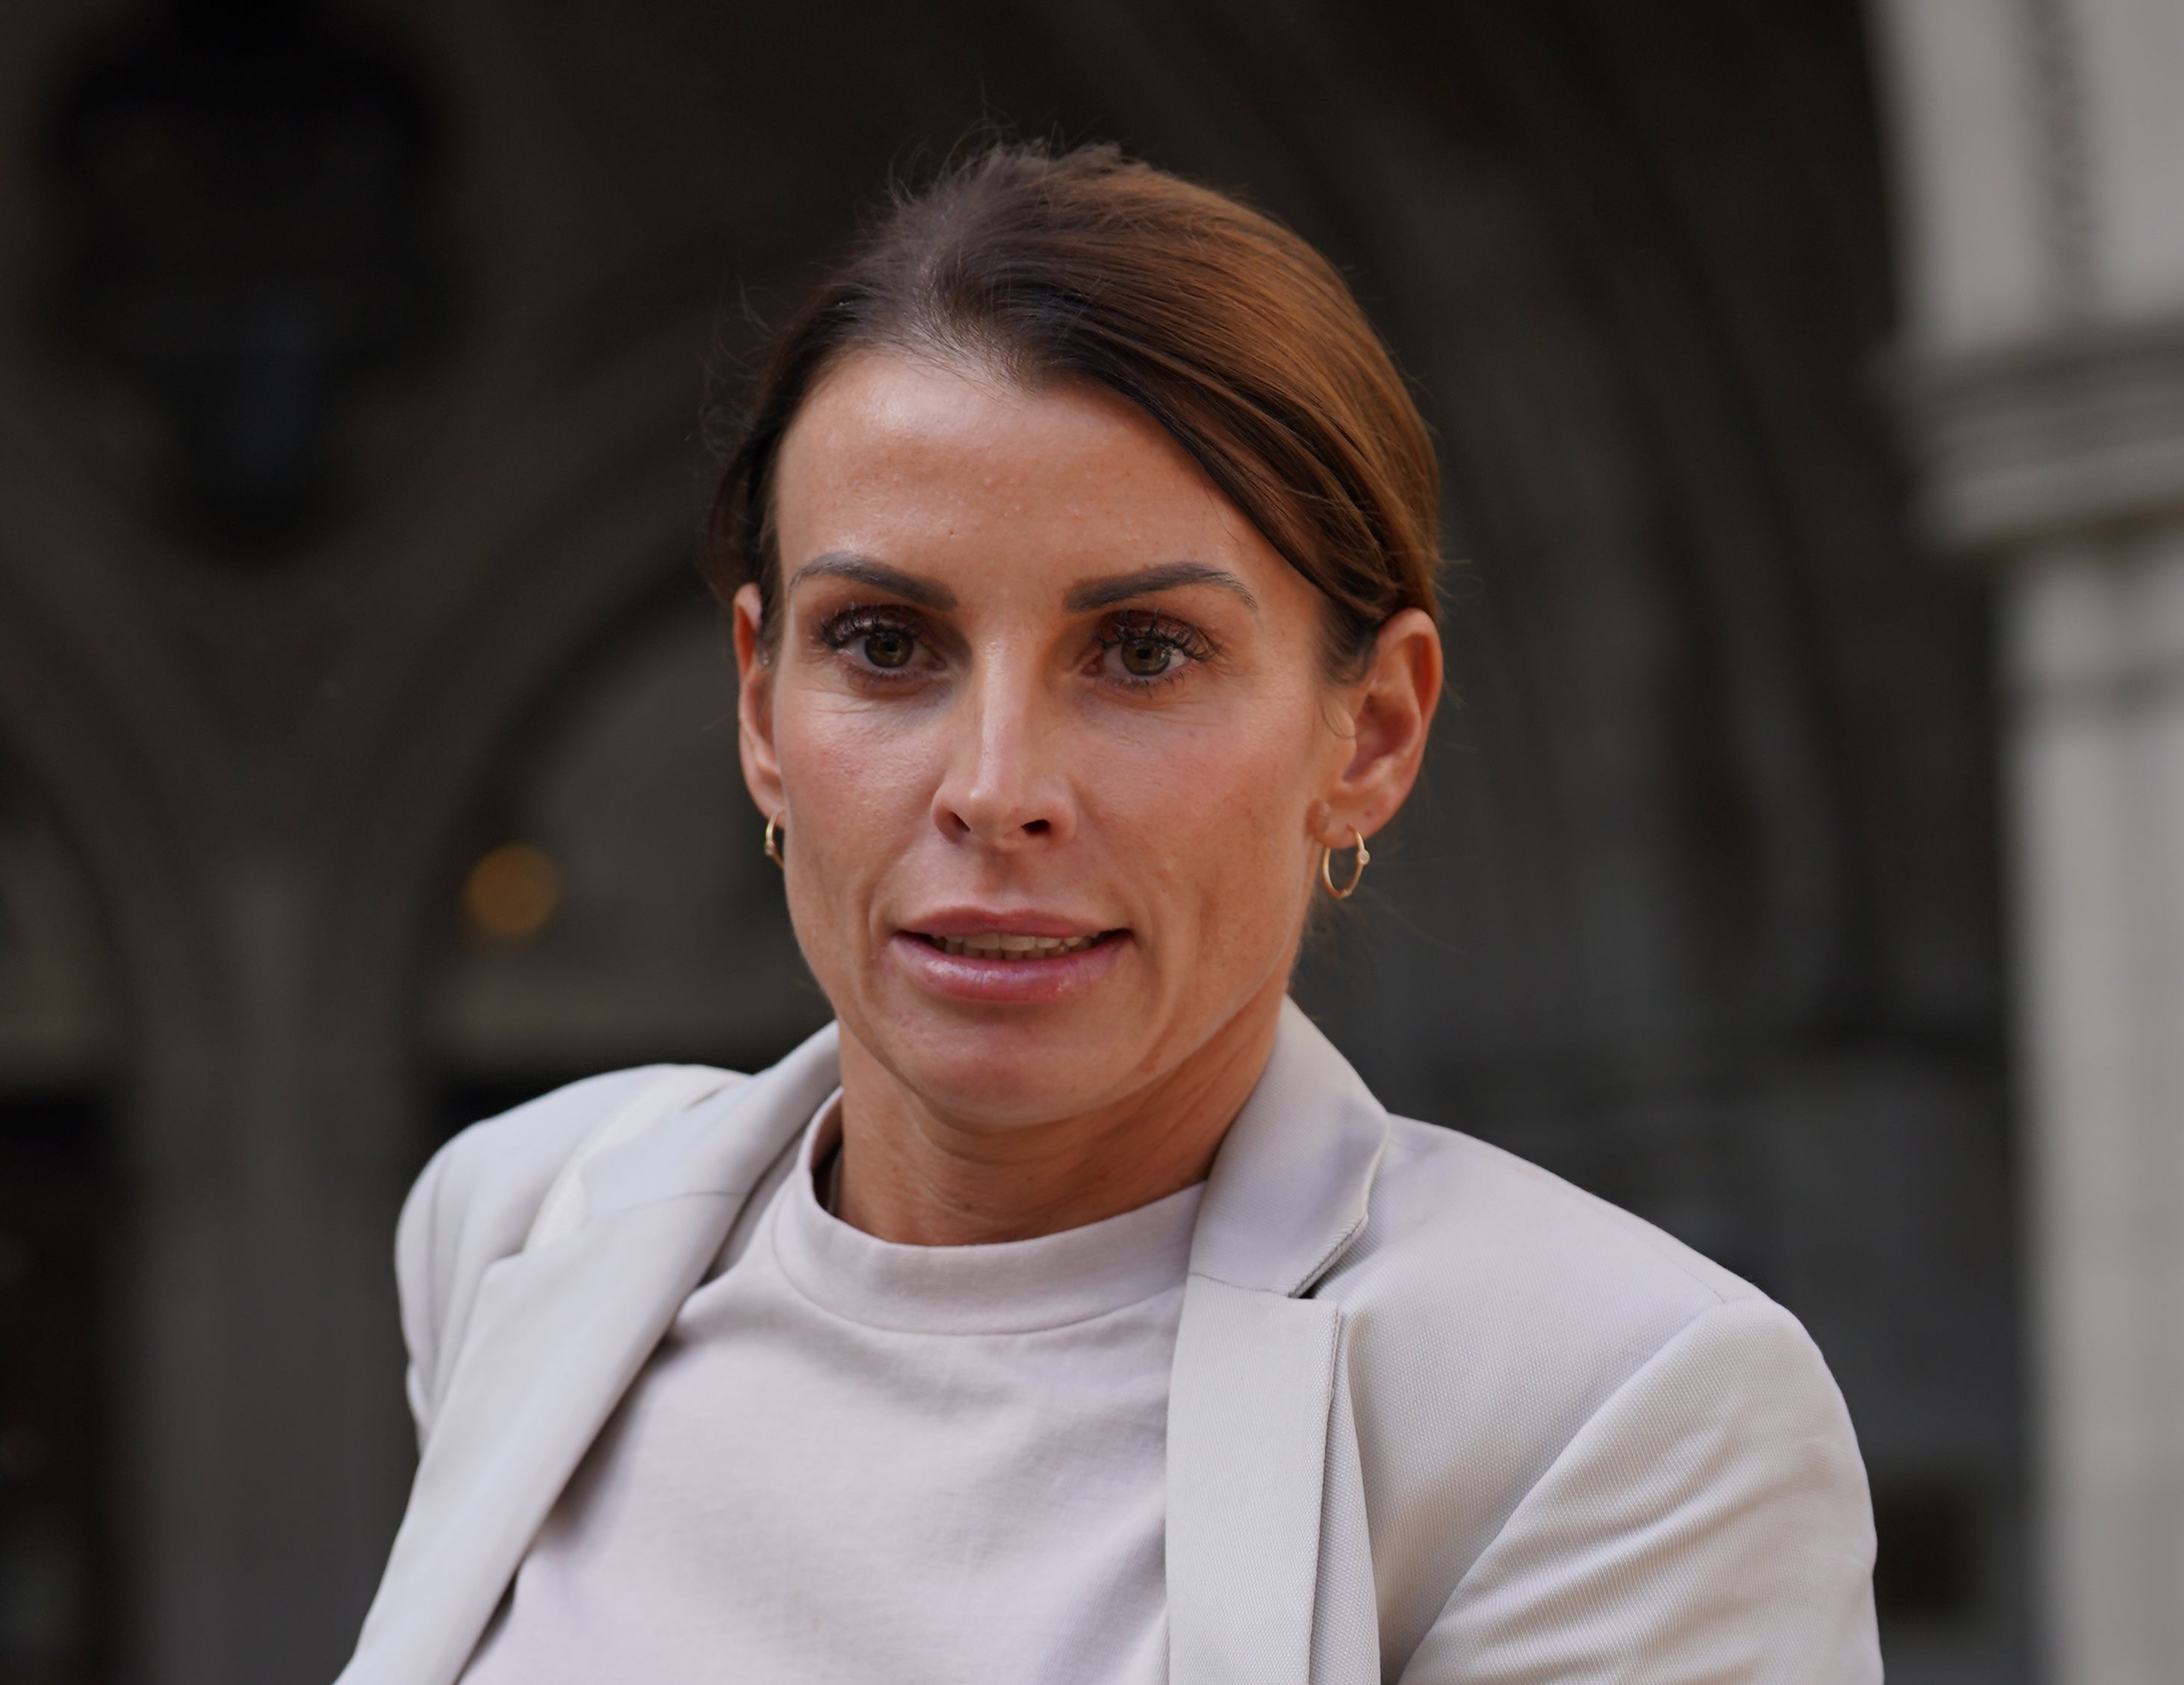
[1324,1119,1763,1406]
[1324,1120,1872,1669]
[401,1069,664,1292]
[393,1067,704,1433]
[1333,1115,1757,1329]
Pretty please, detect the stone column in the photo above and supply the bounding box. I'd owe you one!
[1899,324,2184,1683]
[1871,1,2184,1677]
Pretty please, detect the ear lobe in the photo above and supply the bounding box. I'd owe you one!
[1326,607,1442,837]
[733,583,785,818]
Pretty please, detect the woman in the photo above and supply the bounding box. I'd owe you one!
[339,144,1879,1684]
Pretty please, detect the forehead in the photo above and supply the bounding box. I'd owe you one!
[770,350,1266,577]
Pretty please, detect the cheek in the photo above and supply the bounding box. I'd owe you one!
[1096,695,1324,933]
[781,696,924,822]
[772,695,934,942]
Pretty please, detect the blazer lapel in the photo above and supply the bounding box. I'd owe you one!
[1167,1000,1391,1685]
[338,1025,842,1685]
[1168,1281,1344,1684]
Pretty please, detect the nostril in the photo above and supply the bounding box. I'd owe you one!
[1023,819,1052,836]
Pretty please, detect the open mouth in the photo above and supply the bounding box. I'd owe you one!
[916,931,1120,961]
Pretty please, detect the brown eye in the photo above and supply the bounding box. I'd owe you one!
[863,627,915,668]
[1119,636,1172,677]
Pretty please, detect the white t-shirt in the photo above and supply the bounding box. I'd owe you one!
[462,1096,1200,1685]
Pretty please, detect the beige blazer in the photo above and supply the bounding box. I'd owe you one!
[336,999,1880,1684]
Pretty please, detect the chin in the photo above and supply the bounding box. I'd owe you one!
[930,1034,1126,1126]
[874,1007,1143,1130]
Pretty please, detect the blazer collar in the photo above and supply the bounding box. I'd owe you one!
[594,996,1392,1297]
[581,1020,840,1217]
[1165,1001,1390,1685]
[1188,996,1391,1297]
[343,1004,1387,1685]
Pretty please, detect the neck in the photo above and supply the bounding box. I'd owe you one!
[829,978,1288,1247]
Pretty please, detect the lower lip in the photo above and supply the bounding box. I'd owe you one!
[887,931,1128,1005]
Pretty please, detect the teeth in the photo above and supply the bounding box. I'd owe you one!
[934,932,1102,960]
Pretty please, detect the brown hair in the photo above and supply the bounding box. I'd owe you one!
[705,142,1441,678]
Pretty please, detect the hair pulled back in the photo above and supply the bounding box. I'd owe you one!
[706,141,1441,678]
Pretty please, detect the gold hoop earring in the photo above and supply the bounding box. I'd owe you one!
[1321,826,1369,899]
[763,811,786,867]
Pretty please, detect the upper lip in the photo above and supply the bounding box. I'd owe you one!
[900,907,1120,940]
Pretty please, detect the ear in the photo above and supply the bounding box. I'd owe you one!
[1316,608,1442,846]
[733,583,785,822]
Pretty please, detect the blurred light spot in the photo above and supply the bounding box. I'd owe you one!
[462,842,561,940]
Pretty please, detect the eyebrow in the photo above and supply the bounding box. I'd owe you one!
[1063,561,1260,615]
[788,553,958,609]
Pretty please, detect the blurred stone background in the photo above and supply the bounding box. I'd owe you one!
[0,2,2179,1683]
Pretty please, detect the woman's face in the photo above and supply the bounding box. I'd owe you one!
[736,350,1433,1132]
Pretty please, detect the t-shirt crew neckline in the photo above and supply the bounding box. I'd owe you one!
[769,1093,1205,1336]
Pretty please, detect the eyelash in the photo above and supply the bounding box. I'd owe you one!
[816,604,928,672]
[1092,610,1217,682]
[811,603,1217,683]
[818,603,921,645]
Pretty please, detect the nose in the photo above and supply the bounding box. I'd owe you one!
[931,658,1074,850]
